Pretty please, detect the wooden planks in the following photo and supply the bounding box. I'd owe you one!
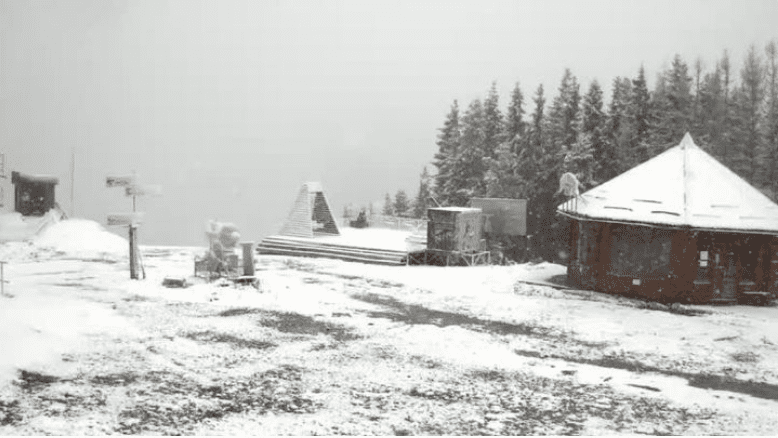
[257,235,408,265]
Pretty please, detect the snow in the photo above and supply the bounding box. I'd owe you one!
[1,231,778,433]
[0,218,129,262]
[34,219,128,260]
[0,210,60,242]
[0,261,138,386]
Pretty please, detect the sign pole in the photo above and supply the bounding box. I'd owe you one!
[129,225,138,280]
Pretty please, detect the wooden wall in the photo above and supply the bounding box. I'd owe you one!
[567,218,777,302]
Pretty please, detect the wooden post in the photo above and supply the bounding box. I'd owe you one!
[241,241,255,276]
[129,225,138,280]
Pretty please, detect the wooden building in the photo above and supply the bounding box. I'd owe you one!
[11,171,59,217]
[557,134,778,304]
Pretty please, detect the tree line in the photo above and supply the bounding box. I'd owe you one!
[412,42,778,260]
[369,42,778,260]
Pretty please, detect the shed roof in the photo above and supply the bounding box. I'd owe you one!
[557,133,778,235]
[11,171,59,185]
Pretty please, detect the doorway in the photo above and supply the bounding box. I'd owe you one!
[711,244,737,302]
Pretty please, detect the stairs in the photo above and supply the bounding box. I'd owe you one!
[257,235,409,266]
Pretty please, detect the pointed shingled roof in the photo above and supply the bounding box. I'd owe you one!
[557,133,778,234]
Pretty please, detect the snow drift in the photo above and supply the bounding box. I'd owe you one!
[0,219,128,262]
[34,219,128,260]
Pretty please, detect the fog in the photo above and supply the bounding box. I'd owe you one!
[1,0,776,246]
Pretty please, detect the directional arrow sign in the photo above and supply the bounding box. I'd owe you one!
[106,175,136,188]
[107,212,145,226]
[125,184,162,197]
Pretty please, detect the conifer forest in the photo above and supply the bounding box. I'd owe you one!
[410,42,778,261]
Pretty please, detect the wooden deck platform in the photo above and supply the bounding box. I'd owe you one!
[257,229,419,266]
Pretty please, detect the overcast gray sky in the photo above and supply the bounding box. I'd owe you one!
[1,0,777,245]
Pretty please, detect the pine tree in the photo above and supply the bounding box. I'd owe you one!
[413,167,432,218]
[504,82,526,154]
[630,66,652,162]
[432,101,461,205]
[531,70,580,261]
[485,82,526,198]
[394,190,411,217]
[485,142,525,198]
[765,40,778,199]
[448,98,486,205]
[516,84,546,252]
[579,80,606,184]
[719,50,736,163]
[518,84,546,198]
[653,54,693,147]
[604,76,633,177]
[382,193,394,216]
[483,82,504,160]
[692,58,705,141]
[734,45,766,182]
[546,69,581,154]
[562,110,595,186]
[698,62,727,154]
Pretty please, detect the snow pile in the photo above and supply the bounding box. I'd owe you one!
[33,219,128,261]
[0,213,34,242]
[0,211,61,242]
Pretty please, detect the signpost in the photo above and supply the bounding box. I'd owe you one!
[106,173,160,280]
[107,212,145,227]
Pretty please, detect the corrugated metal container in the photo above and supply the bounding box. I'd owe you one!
[427,207,483,252]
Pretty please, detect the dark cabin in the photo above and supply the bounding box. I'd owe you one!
[557,133,778,304]
[11,171,59,217]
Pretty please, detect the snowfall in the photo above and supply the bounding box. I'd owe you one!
[1,218,778,434]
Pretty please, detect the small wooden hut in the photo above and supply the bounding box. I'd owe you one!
[11,171,59,217]
[557,133,778,303]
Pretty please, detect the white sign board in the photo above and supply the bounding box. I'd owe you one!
[106,175,136,188]
[125,184,162,197]
[107,212,145,226]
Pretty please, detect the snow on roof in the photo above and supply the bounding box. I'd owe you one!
[11,171,59,185]
[303,181,323,192]
[557,133,778,234]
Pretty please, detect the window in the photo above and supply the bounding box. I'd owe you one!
[609,224,672,277]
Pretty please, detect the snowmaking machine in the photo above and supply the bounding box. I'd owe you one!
[194,221,244,280]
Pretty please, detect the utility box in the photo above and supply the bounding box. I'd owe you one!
[427,207,483,252]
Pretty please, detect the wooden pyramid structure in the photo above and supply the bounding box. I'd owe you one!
[279,182,340,238]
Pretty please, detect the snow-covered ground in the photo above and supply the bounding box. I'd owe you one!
[1,219,778,434]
